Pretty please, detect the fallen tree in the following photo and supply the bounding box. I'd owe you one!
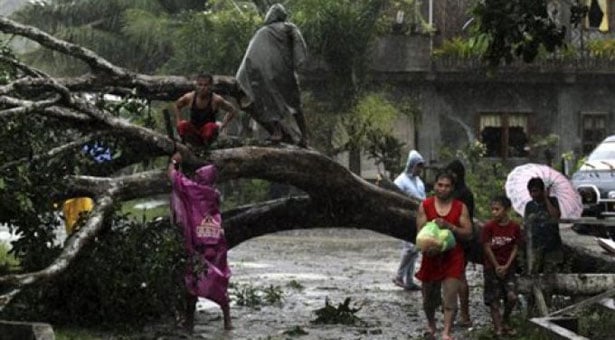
[0,16,421,308]
[0,16,614,312]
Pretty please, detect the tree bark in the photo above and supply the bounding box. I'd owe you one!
[517,274,615,297]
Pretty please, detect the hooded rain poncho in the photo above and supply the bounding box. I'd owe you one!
[170,164,230,307]
[235,4,307,140]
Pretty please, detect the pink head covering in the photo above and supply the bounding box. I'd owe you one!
[194,164,217,186]
[170,164,230,306]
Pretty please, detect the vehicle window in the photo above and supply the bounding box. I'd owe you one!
[588,141,615,160]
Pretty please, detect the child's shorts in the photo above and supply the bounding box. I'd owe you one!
[483,268,517,306]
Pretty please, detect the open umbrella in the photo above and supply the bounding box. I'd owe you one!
[505,163,583,218]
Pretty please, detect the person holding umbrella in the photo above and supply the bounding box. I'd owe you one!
[524,177,563,274]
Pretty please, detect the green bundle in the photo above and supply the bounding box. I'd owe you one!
[416,221,456,254]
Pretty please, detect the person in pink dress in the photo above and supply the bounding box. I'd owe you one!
[168,152,232,331]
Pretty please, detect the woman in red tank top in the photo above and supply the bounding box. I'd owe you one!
[415,196,466,282]
[414,172,472,340]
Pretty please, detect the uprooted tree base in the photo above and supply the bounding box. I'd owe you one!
[0,16,614,312]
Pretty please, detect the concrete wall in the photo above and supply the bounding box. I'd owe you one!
[302,34,615,178]
[378,76,615,166]
[371,35,431,72]
[364,36,615,169]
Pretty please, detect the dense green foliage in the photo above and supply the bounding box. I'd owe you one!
[0,242,18,272]
[12,0,259,76]
[0,43,69,270]
[0,39,185,326]
[12,0,197,74]
[159,1,261,75]
[1,216,185,328]
[588,39,615,59]
[292,0,384,104]
[472,0,566,66]
[433,35,490,59]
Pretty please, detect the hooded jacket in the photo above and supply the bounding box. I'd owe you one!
[394,150,426,200]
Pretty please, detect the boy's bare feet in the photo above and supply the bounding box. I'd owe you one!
[422,322,437,339]
[441,332,455,340]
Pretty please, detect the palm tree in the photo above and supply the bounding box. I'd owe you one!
[12,0,262,77]
[11,0,206,75]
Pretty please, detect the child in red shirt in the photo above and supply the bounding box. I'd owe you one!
[481,195,522,336]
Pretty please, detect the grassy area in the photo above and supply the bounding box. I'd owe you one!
[0,241,19,270]
[468,316,552,339]
[120,197,169,222]
[469,310,615,340]
[55,328,104,340]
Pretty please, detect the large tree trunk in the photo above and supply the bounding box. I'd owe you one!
[517,274,615,297]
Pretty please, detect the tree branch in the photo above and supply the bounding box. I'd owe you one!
[0,132,109,172]
[0,17,130,77]
[0,94,62,117]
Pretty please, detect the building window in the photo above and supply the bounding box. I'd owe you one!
[581,112,607,154]
[586,0,609,32]
[479,113,529,158]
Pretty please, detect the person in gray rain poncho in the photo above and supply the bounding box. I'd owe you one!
[235,3,309,146]
[392,150,426,291]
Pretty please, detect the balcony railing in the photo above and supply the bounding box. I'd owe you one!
[431,54,615,73]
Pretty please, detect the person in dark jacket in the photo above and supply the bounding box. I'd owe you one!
[445,159,475,327]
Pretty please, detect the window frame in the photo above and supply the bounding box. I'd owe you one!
[584,0,610,32]
[477,112,531,160]
[580,111,609,155]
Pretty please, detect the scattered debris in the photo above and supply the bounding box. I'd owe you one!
[311,297,365,326]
